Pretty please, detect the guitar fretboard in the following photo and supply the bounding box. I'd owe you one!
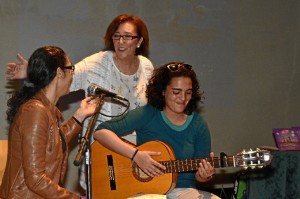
[159,156,235,173]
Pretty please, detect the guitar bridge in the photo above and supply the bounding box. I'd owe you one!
[107,155,116,190]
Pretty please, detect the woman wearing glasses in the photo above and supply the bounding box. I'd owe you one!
[0,46,96,199]
[6,14,152,135]
[93,62,220,199]
[5,14,153,190]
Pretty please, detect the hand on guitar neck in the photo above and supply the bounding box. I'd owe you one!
[195,152,216,183]
[127,143,216,182]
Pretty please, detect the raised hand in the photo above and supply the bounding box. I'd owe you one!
[6,53,28,80]
[73,96,99,123]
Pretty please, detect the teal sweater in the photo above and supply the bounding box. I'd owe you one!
[96,105,211,188]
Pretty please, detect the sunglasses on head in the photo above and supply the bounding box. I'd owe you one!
[166,63,192,72]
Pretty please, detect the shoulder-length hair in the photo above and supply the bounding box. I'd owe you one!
[104,14,149,57]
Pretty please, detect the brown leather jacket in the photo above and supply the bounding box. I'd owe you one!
[0,92,82,199]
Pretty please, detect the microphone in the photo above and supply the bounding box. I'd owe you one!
[87,83,128,101]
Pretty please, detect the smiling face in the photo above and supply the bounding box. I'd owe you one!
[163,77,193,116]
[112,22,143,59]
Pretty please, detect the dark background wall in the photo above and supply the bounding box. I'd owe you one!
[1,0,299,193]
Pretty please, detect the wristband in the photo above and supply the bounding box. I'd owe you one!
[72,116,83,127]
[131,149,139,161]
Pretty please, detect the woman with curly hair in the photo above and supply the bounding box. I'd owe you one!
[94,62,220,199]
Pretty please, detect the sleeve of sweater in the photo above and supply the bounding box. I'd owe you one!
[95,105,153,136]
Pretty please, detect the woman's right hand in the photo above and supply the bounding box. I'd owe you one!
[6,53,28,80]
[133,150,166,177]
[73,96,99,123]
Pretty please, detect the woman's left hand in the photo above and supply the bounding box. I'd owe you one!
[195,152,216,182]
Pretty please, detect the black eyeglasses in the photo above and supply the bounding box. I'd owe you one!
[61,65,75,72]
[166,63,192,72]
[112,34,140,41]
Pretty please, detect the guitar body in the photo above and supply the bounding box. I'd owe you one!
[91,140,273,198]
[91,140,177,199]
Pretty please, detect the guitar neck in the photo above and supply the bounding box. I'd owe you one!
[160,156,236,173]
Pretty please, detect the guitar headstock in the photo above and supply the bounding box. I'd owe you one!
[235,148,273,169]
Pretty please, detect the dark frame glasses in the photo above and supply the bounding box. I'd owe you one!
[112,34,140,41]
[61,65,75,72]
[166,63,192,71]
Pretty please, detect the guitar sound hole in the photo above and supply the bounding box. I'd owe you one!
[132,162,153,182]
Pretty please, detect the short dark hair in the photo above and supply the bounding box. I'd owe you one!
[146,62,204,115]
[104,14,149,56]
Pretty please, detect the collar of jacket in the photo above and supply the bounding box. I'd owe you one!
[32,91,64,123]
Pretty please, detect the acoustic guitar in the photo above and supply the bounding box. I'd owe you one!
[91,140,272,199]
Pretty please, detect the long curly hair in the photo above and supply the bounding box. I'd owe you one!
[146,62,204,115]
[6,46,67,124]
